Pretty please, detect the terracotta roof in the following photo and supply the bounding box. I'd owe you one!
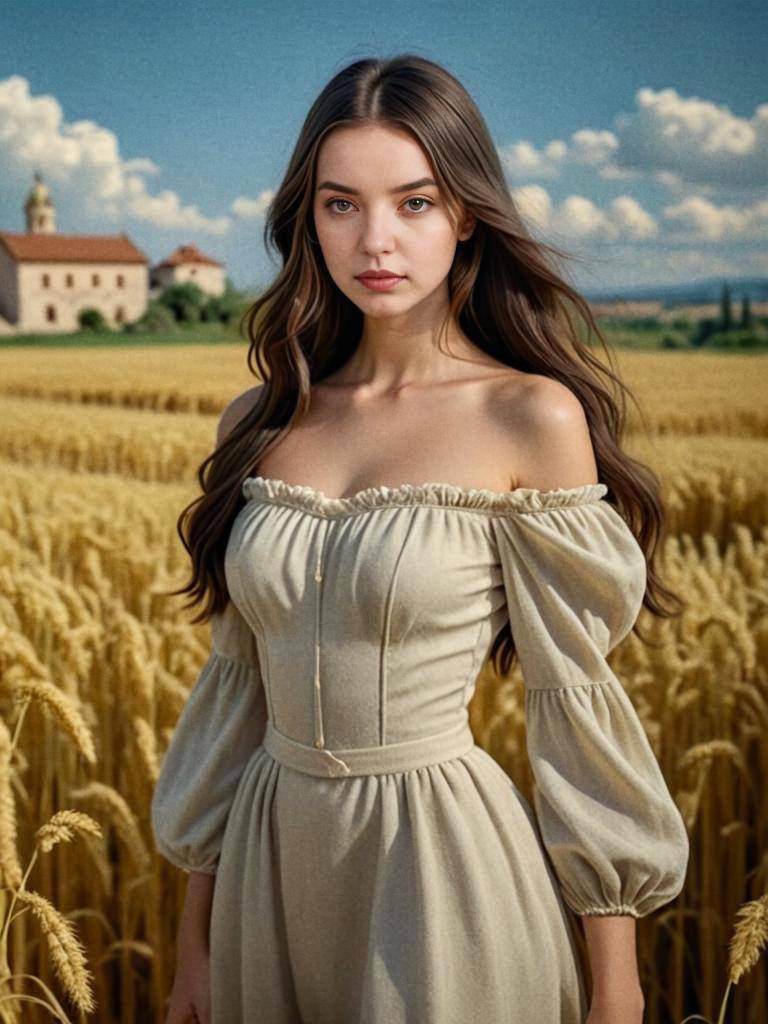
[0,231,148,264]
[153,243,222,269]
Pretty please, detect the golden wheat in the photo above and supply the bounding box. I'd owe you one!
[0,344,765,1022]
[16,889,97,1013]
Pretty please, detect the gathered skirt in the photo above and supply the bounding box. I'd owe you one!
[209,725,589,1024]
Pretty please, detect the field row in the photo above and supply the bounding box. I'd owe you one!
[1,346,767,435]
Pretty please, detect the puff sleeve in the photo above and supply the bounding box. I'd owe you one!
[150,598,268,874]
[490,486,689,918]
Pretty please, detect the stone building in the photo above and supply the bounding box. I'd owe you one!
[0,173,148,335]
[150,243,226,297]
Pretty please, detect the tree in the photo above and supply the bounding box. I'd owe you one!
[740,295,754,329]
[719,281,733,331]
[127,299,177,333]
[158,282,206,323]
[78,307,107,331]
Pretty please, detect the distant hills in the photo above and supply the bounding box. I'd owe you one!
[583,276,768,306]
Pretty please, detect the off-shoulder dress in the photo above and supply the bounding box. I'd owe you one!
[151,475,690,1024]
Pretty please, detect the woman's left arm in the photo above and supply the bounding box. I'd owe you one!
[582,915,645,1023]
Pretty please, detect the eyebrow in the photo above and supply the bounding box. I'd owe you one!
[316,177,438,195]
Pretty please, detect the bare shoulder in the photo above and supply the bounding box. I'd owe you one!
[491,373,598,490]
[216,383,266,445]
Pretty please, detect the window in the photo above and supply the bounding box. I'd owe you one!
[65,273,74,287]
[115,306,125,324]
[41,273,50,288]
[46,305,56,323]
[116,273,125,287]
[92,273,100,286]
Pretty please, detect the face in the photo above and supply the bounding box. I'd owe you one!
[311,123,475,316]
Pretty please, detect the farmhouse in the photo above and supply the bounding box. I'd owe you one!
[150,243,226,297]
[0,174,149,335]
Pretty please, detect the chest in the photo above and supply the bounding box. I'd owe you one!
[225,497,506,644]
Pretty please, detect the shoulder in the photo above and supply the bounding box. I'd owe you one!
[216,383,266,445]
[490,373,598,490]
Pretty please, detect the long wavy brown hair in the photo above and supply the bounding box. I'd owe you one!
[167,52,684,677]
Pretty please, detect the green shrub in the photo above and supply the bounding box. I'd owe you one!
[78,307,108,331]
[125,299,177,334]
[158,282,206,323]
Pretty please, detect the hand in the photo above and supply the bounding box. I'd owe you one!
[586,989,645,1024]
[163,946,212,1024]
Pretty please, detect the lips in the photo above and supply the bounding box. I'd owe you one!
[356,270,404,279]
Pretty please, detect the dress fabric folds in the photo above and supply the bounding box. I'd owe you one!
[151,475,690,1024]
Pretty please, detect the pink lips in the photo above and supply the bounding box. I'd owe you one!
[356,274,405,291]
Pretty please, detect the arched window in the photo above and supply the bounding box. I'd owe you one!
[65,273,74,287]
[41,273,50,288]
[115,306,124,324]
[92,272,101,286]
[116,273,125,287]
[46,305,56,323]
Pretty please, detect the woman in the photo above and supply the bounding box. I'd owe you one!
[151,53,690,1024]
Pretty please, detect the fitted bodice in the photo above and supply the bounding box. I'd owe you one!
[152,469,690,933]
[224,474,625,754]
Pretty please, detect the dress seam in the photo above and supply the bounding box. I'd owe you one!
[524,677,616,693]
[244,497,606,520]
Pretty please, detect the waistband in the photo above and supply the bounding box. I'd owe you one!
[262,717,476,778]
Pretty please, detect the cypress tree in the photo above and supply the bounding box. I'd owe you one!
[740,295,753,328]
[720,281,733,331]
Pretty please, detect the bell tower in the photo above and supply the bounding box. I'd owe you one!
[24,171,57,234]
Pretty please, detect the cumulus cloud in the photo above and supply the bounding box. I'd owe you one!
[612,87,768,189]
[511,185,658,241]
[499,88,767,191]
[499,129,620,181]
[0,74,230,234]
[663,194,768,241]
[499,139,567,179]
[231,190,275,219]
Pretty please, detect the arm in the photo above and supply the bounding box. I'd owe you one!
[170,396,259,936]
[582,916,644,1016]
[493,382,679,1015]
[178,871,216,955]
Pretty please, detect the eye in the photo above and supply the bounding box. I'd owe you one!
[324,196,435,215]
[403,197,433,213]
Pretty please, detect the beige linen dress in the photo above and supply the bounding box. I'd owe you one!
[151,475,690,1024]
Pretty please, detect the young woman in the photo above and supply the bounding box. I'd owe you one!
[151,53,690,1024]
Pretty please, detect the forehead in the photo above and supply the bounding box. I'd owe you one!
[315,124,436,186]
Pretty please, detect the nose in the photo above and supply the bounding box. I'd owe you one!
[358,208,395,256]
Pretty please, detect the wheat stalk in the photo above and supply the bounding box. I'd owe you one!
[0,719,22,890]
[68,782,149,873]
[11,680,96,763]
[16,889,96,1013]
[728,893,768,985]
[35,810,103,855]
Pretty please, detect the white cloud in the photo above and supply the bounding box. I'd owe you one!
[612,88,768,189]
[0,74,230,234]
[569,129,619,166]
[512,185,658,241]
[510,184,552,229]
[231,190,275,220]
[499,139,566,179]
[499,129,619,181]
[663,194,768,241]
[499,88,767,191]
[608,196,658,239]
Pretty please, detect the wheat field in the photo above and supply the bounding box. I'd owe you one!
[0,345,766,1023]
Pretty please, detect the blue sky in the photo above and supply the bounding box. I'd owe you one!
[0,0,765,293]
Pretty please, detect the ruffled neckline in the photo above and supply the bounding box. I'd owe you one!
[241,474,608,518]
